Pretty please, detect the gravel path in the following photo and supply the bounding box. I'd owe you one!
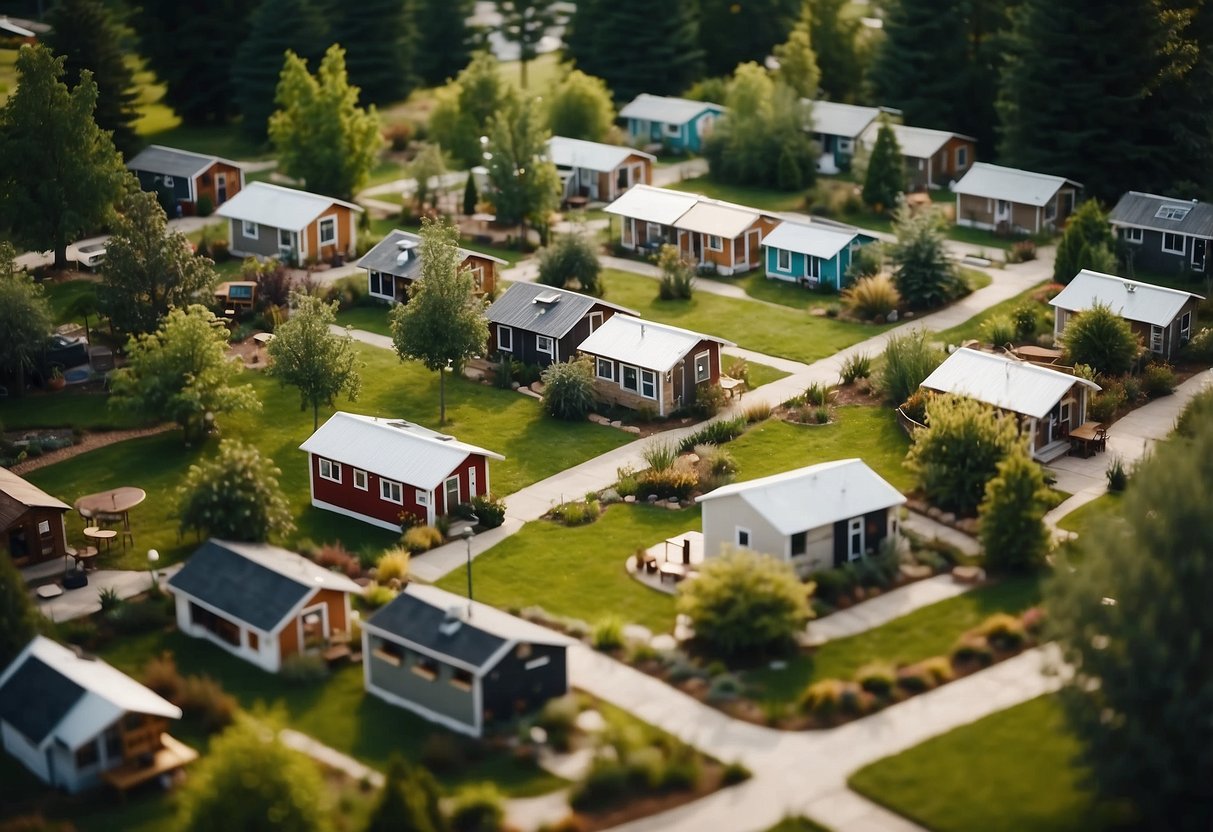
[10,424,175,475]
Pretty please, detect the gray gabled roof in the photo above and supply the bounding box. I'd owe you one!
[357,229,507,280]
[485,282,638,338]
[0,656,84,746]
[1108,191,1213,239]
[367,590,510,672]
[126,145,235,180]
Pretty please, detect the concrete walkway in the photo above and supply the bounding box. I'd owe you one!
[808,573,976,645]
[31,564,183,623]
[901,511,981,558]
[279,729,385,789]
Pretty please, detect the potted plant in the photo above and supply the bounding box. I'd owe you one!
[47,366,66,391]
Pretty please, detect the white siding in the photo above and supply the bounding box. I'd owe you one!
[701,495,789,562]
[2,721,49,784]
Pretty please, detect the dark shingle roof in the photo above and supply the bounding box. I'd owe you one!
[167,540,313,632]
[125,145,223,180]
[0,657,84,746]
[367,592,509,671]
[1108,191,1213,239]
[357,229,506,280]
[485,283,638,338]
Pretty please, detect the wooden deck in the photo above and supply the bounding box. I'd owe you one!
[101,733,198,794]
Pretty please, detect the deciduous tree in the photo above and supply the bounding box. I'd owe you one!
[100,191,218,336]
[545,70,616,141]
[889,206,965,309]
[773,4,820,99]
[365,758,449,832]
[231,0,327,140]
[267,293,362,430]
[1053,200,1117,283]
[485,96,560,244]
[178,439,294,542]
[861,119,903,213]
[389,219,489,425]
[0,45,129,269]
[414,0,475,86]
[429,52,515,168]
[333,0,416,105]
[1059,303,1139,377]
[1047,414,1213,829]
[109,305,260,444]
[979,448,1051,573]
[537,231,602,295]
[0,248,53,396]
[408,143,448,214]
[495,0,561,88]
[46,0,140,155]
[0,551,39,668]
[269,45,383,200]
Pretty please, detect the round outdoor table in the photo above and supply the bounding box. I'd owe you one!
[83,526,117,553]
[75,487,145,550]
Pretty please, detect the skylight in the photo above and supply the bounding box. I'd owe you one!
[1155,204,1191,221]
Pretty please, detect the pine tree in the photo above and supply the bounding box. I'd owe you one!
[462,173,479,216]
[46,0,140,156]
[231,0,327,140]
[333,0,415,105]
[365,759,448,832]
[136,0,254,125]
[861,119,903,213]
[1052,200,1117,283]
[413,0,475,86]
[889,205,965,310]
[698,0,802,78]
[979,447,1051,573]
[809,0,865,103]
[870,0,968,131]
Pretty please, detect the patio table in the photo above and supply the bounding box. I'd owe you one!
[1069,422,1106,458]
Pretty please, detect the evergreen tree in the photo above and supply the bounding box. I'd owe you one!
[861,119,903,213]
[698,0,801,78]
[545,70,616,141]
[495,0,561,88]
[1059,303,1139,377]
[563,0,702,103]
[889,205,965,310]
[870,0,968,131]
[1053,200,1117,283]
[1047,414,1213,829]
[0,45,129,270]
[0,249,54,396]
[486,95,560,242]
[136,0,253,125]
[462,173,479,216]
[46,0,140,156]
[333,0,415,105]
[0,551,39,669]
[979,448,1051,573]
[231,0,327,140]
[773,3,820,99]
[809,0,865,103]
[414,0,475,86]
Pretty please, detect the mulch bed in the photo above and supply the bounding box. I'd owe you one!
[10,424,175,475]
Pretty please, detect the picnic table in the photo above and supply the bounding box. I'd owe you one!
[1069,422,1107,458]
[76,487,145,550]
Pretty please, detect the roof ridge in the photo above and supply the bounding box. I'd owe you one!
[1075,269,1200,298]
[329,411,504,459]
[698,458,865,500]
[1124,189,1205,205]
[609,314,723,343]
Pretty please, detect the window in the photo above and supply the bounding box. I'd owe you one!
[803,256,821,284]
[444,476,460,510]
[1181,311,1192,343]
[450,668,473,690]
[1162,232,1185,255]
[707,235,723,252]
[596,357,615,381]
[163,175,175,188]
[242,219,258,239]
[791,531,807,557]
[621,364,640,393]
[848,517,864,560]
[104,725,122,760]
[373,639,403,666]
[588,311,604,332]
[416,489,430,506]
[318,215,337,246]
[1045,199,1057,221]
[694,350,711,383]
[917,158,925,170]
[536,335,554,356]
[380,479,403,504]
[1124,227,1143,244]
[353,469,368,491]
[646,222,662,241]
[640,369,656,399]
[1155,204,1192,221]
[279,228,292,248]
[497,325,513,353]
[1150,325,1165,353]
[525,655,551,670]
[622,217,635,247]
[318,458,341,483]
[736,527,751,548]
[956,146,968,168]
[665,122,680,137]
[777,248,791,271]
[411,655,439,681]
[248,630,259,650]
[469,265,484,290]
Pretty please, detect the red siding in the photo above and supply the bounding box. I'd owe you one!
[433,454,489,516]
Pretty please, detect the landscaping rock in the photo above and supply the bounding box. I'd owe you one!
[610,420,623,428]
[530,382,545,395]
[952,565,987,584]
[646,494,659,503]
[650,634,677,652]
[623,495,637,504]
[888,309,899,322]
[685,453,700,464]
[622,425,641,434]
[957,517,980,535]
[600,488,621,504]
[511,382,521,390]
[900,563,933,580]
[666,501,682,510]
[927,506,944,520]
[940,512,957,526]
[518,387,541,399]
[668,497,680,505]
[588,413,610,425]
[574,709,607,734]
[810,307,828,317]
[622,623,652,643]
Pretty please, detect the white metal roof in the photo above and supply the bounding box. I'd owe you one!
[805,100,881,139]
[299,412,504,491]
[216,181,362,231]
[919,348,1100,420]
[673,200,760,238]
[762,220,860,259]
[952,163,1079,207]
[604,184,700,226]
[577,315,733,373]
[696,458,905,536]
[619,94,724,125]
[861,122,970,159]
[1050,270,1202,328]
[5,637,181,751]
[0,467,70,511]
[547,136,653,173]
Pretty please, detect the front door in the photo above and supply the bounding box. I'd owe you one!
[444,476,461,513]
[1193,238,1207,273]
[847,517,864,560]
[216,173,228,204]
[746,228,761,267]
[995,200,1011,224]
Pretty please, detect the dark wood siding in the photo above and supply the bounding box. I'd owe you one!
[481,643,568,725]
[1120,228,1210,276]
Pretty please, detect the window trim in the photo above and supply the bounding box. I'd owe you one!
[588,311,604,332]
[639,369,657,400]
[790,530,807,557]
[1124,226,1143,244]
[1162,232,1185,255]
[621,364,640,394]
[535,335,554,356]
[776,248,792,271]
[1180,311,1192,343]
[525,655,551,671]
[317,214,338,247]
[163,175,175,188]
[735,527,752,548]
[848,516,864,561]
[318,458,341,483]
[1150,325,1165,353]
[380,478,403,505]
[242,219,258,240]
[444,475,461,511]
[955,146,967,168]
[416,489,429,506]
[498,325,513,353]
[353,469,368,491]
[596,357,615,381]
[707,234,723,252]
[693,350,711,384]
[646,222,662,240]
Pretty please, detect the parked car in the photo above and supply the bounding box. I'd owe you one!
[76,243,106,270]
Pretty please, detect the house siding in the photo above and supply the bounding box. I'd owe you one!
[1118,227,1211,275]
[228,219,282,259]
[1055,297,1199,360]
[903,136,976,191]
[626,109,721,153]
[582,338,720,417]
[764,245,854,290]
[303,204,357,263]
[480,643,568,724]
[132,169,192,204]
[491,303,622,369]
[365,634,478,731]
[310,452,487,528]
[2,500,68,566]
[195,161,244,210]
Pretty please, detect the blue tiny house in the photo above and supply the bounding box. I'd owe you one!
[761,221,877,291]
[619,94,725,154]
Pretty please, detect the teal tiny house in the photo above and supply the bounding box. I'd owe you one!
[620,94,725,154]
[761,221,876,291]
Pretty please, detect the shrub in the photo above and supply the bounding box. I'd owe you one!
[549,498,601,526]
[977,613,1027,652]
[196,194,214,218]
[678,417,746,451]
[109,598,171,635]
[570,760,630,811]
[1142,362,1176,398]
[636,464,698,500]
[641,442,679,472]
[981,315,1016,348]
[591,616,624,651]
[803,382,831,407]
[694,443,737,478]
[845,243,883,283]
[842,273,901,320]
[420,732,468,773]
[656,245,695,300]
[724,356,750,387]
[536,695,580,752]
[450,784,506,832]
[375,548,410,583]
[314,543,361,578]
[800,678,845,717]
[537,232,602,296]
[541,356,597,421]
[1106,454,1130,492]
[839,351,872,385]
[469,494,507,529]
[810,568,855,605]
[143,652,184,702]
[899,389,928,424]
[1006,238,1037,263]
[722,760,752,785]
[98,586,123,615]
[706,673,745,703]
[1012,302,1040,340]
[178,675,238,733]
[890,206,966,309]
[1120,373,1143,403]
[615,465,639,497]
[878,329,945,405]
[280,654,328,683]
[1060,303,1139,376]
[895,665,932,694]
[979,447,1052,574]
[403,525,445,554]
[949,635,994,668]
[659,756,701,791]
[743,401,772,423]
[855,662,896,697]
[1088,382,1127,423]
[56,617,99,649]
[690,383,728,418]
[918,655,955,686]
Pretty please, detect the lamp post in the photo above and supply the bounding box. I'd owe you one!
[147,548,160,591]
[462,514,479,618]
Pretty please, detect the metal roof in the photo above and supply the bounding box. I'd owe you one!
[673,200,760,238]
[762,220,862,259]
[0,637,180,750]
[697,459,906,536]
[860,122,973,159]
[125,144,235,180]
[1050,270,1202,328]
[0,467,70,513]
[619,94,724,125]
[366,584,570,673]
[604,184,700,226]
[299,412,504,491]
[357,229,506,280]
[216,182,362,231]
[547,136,653,172]
[168,540,361,633]
[577,314,733,373]
[485,282,638,338]
[805,100,881,139]
[919,348,1100,420]
[1107,191,1213,239]
[952,163,1079,207]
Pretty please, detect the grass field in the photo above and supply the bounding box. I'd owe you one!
[668,176,810,213]
[1056,492,1121,537]
[849,696,1133,832]
[929,282,1050,346]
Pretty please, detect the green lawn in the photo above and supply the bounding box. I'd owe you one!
[41,278,100,327]
[0,391,141,431]
[743,576,1042,703]
[726,408,913,491]
[435,503,685,632]
[602,270,892,364]
[929,282,1050,346]
[667,176,809,213]
[703,270,843,312]
[766,818,833,832]
[0,47,16,103]
[335,304,394,336]
[1056,493,1121,537]
[849,696,1132,832]
[497,52,568,94]
[22,344,630,569]
[945,224,1022,252]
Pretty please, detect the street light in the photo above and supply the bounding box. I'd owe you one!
[462,514,479,619]
[147,548,160,591]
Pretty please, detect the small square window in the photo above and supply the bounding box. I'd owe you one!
[353,469,368,491]
[736,528,751,548]
[694,350,711,383]
[416,489,429,506]
[318,458,341,483]
[1124,227,1143,244]
[640,369,656,399]
[279,228,292,248]
[242,220,258,240]
[498,325,513,352]
[318,216,337,246]
[380,479,403,504]
[707,235,723,252]
[596,357,615,381]
[536,335,554,355]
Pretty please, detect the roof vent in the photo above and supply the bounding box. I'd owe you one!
[439,607,464,635]
[434,434,455,442]
[387,420,414,430]
[1125,282,1137,293]
[395,238,419,251]
[533,291,561,305]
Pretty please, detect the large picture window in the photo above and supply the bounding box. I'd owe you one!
[318,458,341,483]
[1162,232,1185,255]
[380,479,403,504]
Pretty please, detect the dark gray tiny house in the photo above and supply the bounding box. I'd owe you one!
[1109,191,1212,276]
[485,283,639,368]
[362,585,570,737]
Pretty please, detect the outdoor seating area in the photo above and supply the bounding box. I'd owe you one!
[628,531,705,594]
[75,486,146,552]
[1069,421,1109,458]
